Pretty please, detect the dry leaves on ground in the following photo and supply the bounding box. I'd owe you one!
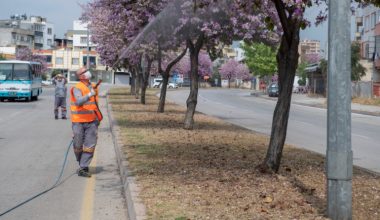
[109,88,380,220]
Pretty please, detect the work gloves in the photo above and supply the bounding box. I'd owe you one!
[87,88,96,98]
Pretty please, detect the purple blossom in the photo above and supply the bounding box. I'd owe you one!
[220,59,251,81]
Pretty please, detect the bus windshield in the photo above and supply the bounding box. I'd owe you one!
[13,64,31,80]
[0,63,12,80]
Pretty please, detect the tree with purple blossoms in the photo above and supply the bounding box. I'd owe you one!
[176,51,213,78]
[84,0,279,128]
[16,48,48,74]
[83,0,361,172]
[173,1,278,130]
[219,59,250,88]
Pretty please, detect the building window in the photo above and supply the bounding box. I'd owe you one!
[47,39,52,46]
[46,55,52,63]
[56,57,63,65]
[375,36,380,59]
[372,13,376,29]
[80,37,88,44]
[83,56,96,66]
[47,28,52,35]
[72,58,79,65]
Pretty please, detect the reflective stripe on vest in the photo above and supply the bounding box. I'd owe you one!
[71,110,95,114]
[70,82,99,123]
[70,101,97,106]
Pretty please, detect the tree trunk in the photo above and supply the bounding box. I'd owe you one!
[158,73,169,112]
[184,36,203,130]
[140,58,152,105]
[130,70,136,96]
[260,27,300,173]
[135,69,141,99]
[157,47,188,113]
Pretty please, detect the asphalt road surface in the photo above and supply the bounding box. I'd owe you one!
[0,85,127,220]
[167,88,380,173]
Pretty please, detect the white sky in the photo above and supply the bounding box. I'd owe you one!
[0,1,354,49]
[0,0,89,38]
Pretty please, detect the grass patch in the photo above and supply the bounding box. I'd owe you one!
[110,87,380,220]
[352,97,380,106]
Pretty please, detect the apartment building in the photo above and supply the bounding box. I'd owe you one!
[0,26,34,49]
[65,21,96,50]
[299,40,321,55]
[356,5,380,96]
[0,14,54,51]
[33,20,115,84]
[25,16,55,50]
[298,39,321,64]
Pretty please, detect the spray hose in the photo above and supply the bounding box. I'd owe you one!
[0,140,73,217]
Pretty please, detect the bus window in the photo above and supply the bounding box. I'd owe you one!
[13,64,31,80]
[32,64,42,76]
[0,63,12,80]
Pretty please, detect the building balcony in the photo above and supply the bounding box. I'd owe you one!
[356,17,363,26]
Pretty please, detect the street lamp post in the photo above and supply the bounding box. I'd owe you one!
[86,25,90,70]
[327,0,352,219]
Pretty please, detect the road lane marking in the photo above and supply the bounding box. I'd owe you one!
[80,152,97,220]
[352,133,371,140]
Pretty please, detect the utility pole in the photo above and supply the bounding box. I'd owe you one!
[86,24,90,70]
[327,0,352,219]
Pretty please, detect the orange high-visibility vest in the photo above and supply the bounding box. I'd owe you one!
[70,81,102,123]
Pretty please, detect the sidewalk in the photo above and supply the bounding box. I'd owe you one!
[90,91,128,220]
[252,91,380,116]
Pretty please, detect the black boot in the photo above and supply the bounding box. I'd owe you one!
[77,167,91,177]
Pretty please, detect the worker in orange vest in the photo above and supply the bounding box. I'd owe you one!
[70,67,103,177]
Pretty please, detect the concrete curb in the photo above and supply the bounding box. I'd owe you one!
[251,93,380,117]
[105,94,147,220]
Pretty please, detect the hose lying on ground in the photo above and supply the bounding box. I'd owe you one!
[0,140,73,217]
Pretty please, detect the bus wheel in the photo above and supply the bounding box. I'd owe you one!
[0,98,4,102]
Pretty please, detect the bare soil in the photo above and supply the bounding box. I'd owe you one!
[109,88,380,220]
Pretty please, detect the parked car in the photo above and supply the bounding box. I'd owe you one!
[42,80,53,86]
[152,78,178,89]
[268,83,279,97]
[152,78,163,88]
[167,82,178,89]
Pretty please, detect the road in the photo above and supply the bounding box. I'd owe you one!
[167,88,380,173]
[0,85,127,220]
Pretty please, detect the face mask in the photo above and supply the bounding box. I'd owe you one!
[84,71,92,80]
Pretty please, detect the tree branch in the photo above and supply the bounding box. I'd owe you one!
[157,42,163,74]
[272,0,291,43]
[195,33,205,53]
[165,46,188,74]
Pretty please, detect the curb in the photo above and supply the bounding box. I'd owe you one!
[251,93,380,117]
[105,93,147,220]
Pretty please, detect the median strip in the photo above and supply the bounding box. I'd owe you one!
[109,88,380,219]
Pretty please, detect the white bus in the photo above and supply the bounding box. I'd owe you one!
[0,60,43,102]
